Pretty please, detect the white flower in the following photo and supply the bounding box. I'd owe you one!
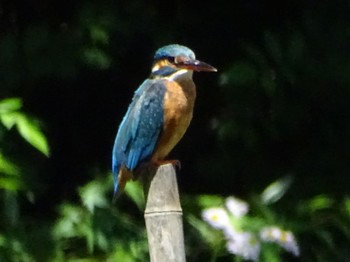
[226,231,261,261]
[260,226,282,240]
[202,207,230,230]
[225,196,249,218]
[280,231,300,256]
[260,226,300,256]
[222,224,238,240]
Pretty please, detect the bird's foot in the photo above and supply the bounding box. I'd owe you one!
[154,159,181,170]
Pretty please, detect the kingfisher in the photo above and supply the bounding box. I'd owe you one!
[112,44,217,198]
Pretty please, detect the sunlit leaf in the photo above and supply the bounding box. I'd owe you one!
[96,230,109,251]
[125,181,145,210]
[0,111,20,129]
[197,195,224,209]
[16,114,50,156]
[129,241,148,259]
[261,244,281,262]
[0,98,22,113]
[305,195,334,213]
[187,214,224,249]
[85,223,94,254]
[0,152,20,176]
[0,177,22,191]
[79,180,108,213]
[0,152,22,191]
[261,176,293,204]
[110,245,137,262]
[1,111,50,156]
[53,204,85,239]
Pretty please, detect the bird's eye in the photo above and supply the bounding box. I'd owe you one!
[167,56,175,63]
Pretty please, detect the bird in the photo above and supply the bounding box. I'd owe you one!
[112,44,217,198]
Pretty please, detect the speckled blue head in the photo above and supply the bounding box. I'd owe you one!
[154,44,196,61]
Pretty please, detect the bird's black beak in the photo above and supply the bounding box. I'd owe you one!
[176,59,217,72]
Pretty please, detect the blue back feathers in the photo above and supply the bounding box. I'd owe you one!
[112,79,167,194]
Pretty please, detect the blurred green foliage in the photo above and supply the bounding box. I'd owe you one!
[0,98,48,191]
[185,179,350,261]
[1,0,350,261]
[52,179,149,261]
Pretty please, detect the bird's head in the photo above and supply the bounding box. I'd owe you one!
[151,44,217,77]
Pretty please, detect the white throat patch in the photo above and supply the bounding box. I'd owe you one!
[167,69,193,81]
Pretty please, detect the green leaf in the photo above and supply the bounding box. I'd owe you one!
[0,98,22,114]
[197,195,224,209]
[261,176,293,204]
[261,244,281,262]
[16,114,50,156]
[110,245,138,262]
[79,180,108,213]
[53,204,85,239]
[306,195,334,213]
[125,181,145,210]
[0,152,22,191]
[0,111,20,129]
[187,214,225,250]
[0,111,50,156]
[0,176,23,191]
[0,97,50,156]
[0,152,19,176]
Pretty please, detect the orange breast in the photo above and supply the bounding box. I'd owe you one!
[151,79,196,161]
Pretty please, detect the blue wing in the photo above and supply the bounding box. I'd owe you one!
[112,79,167,194]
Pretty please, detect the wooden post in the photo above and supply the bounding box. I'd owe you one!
[144,164,186,262]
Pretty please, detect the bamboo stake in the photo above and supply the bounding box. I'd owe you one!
[144,164,186,262]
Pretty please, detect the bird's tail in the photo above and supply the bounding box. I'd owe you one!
[113,167,134,202]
